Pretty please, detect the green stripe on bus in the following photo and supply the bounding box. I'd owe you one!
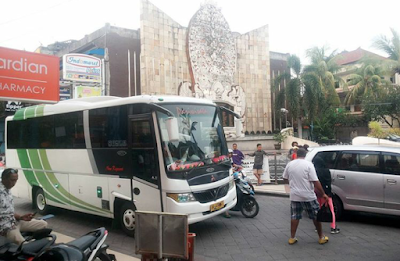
[25,106,38,119]
[41,192,64,205]
[38,150,111,214]
[27,149,71,206]
[17,149,64,205]
[36,105,45,117]
[14,108,27,121]
[17,150,40,187]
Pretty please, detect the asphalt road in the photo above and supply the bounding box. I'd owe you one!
[14,195,400,261]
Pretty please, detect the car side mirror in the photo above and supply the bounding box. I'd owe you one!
[166,117,179,142]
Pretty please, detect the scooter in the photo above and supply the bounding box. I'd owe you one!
[0,227,115,261]
[229,171,260,218]
[37,227,116,261]
[0,228,56,261]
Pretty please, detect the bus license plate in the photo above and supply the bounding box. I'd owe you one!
[210,201,224,212]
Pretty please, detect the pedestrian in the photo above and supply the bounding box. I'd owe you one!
[0,168,48,245]
[232,143,244,171]
[282,148,329,245]
[288,141,298,159]
[291,146,299,160]
[303,144,309,151]
[247,144,270,186]
[313,157,340,234]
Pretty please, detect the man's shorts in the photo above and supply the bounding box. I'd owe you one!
[253,164,263,170]
[290,200,320,220]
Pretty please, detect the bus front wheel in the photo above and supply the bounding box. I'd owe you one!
[120,202,136,237]
[35,188,48,215]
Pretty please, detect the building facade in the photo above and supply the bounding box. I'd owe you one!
[140,0,272,132]
[270,51,290,131]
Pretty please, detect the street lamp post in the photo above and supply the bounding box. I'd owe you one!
[280,108,288,128]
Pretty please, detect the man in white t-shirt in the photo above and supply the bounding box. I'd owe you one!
[283,148,329,245]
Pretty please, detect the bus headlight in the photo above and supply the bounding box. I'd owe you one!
[229,178,235,190]
[167,193,196,203]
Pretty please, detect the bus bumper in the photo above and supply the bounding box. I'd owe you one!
[166,186,237,224]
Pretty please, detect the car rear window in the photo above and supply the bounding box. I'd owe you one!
[313,151,339,169]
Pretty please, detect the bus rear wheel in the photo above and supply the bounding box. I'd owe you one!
[35,188,48,215]
[120,202,136,237]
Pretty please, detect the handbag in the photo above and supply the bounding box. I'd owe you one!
[317,203,333,222]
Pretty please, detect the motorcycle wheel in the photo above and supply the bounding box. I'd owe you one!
[240,197,259,218]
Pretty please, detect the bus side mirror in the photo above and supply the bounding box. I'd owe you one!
[166,117,179,142]
[235,118,243,137]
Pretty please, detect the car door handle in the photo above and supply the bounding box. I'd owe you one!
[387,179,397,185]
[337,175,345,180]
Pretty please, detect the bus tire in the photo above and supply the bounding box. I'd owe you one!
[35,188,48,215]
[120,202,136,237]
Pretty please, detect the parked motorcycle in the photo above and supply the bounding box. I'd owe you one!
[229,171,260,218]
[0,227,115,261]
[0,228,56,261]
[38,227,116,261]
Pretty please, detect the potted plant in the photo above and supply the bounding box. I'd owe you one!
[273,132,287,150]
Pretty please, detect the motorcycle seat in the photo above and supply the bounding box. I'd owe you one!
[68,235,97,251]
[21,238,53,255]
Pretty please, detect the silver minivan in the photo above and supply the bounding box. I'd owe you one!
[305,145,400,218]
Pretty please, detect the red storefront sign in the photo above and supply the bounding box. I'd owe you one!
[0,46,60,103]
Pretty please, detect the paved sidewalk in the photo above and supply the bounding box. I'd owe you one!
[254,183,289,197]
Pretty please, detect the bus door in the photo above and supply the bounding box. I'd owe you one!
[129,115,162,212]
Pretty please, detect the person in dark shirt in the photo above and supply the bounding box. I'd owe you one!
[313,157,340,234]
[247,144,270,186]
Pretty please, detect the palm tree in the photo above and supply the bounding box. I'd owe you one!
[344,64,389,105]
[373,28,400,74]
[303,46,342,107]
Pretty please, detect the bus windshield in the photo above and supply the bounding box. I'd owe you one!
[157,104,229,174]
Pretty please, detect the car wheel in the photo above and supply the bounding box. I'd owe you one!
[333,195,343,220]
[120,202,136,237]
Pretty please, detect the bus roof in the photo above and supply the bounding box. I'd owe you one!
[9,95,216,121]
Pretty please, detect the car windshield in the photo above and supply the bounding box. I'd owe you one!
[157,104,229,172]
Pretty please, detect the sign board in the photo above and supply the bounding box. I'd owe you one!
[5,101,23,112]
[59,86,71,101]
[75,85,101,98]
[0,46,60,103]
[242,156,271,183]
[63,54,102,83]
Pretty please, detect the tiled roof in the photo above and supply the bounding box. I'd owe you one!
[335,47,387,65]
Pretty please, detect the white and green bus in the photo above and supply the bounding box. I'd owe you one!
[5,95,237,236]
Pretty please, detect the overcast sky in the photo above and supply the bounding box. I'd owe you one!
[1,0,399,63]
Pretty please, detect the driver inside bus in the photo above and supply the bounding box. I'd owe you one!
[0,168,48,245]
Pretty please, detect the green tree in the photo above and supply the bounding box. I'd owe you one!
[362,85,400,127]
[345,64,389,105]
[273,55,305,137]
[373,28,400,74]
[368,121,388,143]
[303,46,342,107]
